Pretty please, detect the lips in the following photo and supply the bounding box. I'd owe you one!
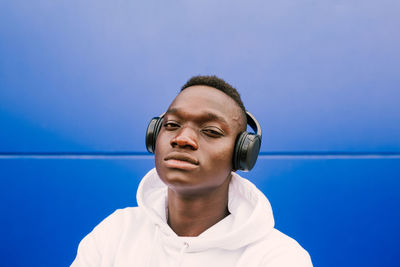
[164,152,199,165]
[164,152,199,170]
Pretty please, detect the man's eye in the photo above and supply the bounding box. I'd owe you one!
[164,122,180,130]
[202,128,223,137]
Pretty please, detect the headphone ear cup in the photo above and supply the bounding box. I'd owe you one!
[233,132,261,171]
[145,117,164,153]
[233,132,248,171]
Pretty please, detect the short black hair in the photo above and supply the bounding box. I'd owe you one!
[181,75,246,114]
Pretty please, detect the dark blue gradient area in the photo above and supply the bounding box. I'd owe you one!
[0,158,154,267]
[1,158,399,266]
[1,1,399,267]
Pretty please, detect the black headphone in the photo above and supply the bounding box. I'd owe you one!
[145,111,262,171]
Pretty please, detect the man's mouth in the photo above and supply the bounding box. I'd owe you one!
[164,153,199,170]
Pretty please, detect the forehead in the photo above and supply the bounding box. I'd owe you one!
[168,86,242,123]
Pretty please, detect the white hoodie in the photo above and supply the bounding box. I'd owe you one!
[71,168,312,267]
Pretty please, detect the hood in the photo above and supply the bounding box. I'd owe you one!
[137,168,275,253]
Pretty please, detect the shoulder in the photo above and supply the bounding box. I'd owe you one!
[71,207,144,266]
[257,229,313,267]
[100,207,141,225]
[91,207,139,227]
[89,207,144,238]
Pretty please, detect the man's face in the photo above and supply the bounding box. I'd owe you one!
[155,85,244,196]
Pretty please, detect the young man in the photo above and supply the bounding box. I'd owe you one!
[71,76,312,266]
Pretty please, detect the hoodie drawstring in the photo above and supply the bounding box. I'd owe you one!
[147,224,160,267]
[177,242,189,267]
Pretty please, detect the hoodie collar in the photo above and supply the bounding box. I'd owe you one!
[137,168,275,252]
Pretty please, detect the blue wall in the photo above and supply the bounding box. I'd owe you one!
[1,1,399,266]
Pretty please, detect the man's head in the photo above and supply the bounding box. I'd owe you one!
[154,75,246,196]
[181,76,247,127]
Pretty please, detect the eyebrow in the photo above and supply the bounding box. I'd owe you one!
[165,108,229,126]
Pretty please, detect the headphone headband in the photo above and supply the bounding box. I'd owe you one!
[245,111,262,140]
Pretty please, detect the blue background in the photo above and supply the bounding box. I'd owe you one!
[1,1,399,266]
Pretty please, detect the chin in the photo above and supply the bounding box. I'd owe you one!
[159,168,193,185]
[157,167,199,191]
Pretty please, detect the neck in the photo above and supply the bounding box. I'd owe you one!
[167,177,231,237]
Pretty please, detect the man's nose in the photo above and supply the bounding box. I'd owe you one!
[170,127,198,150]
